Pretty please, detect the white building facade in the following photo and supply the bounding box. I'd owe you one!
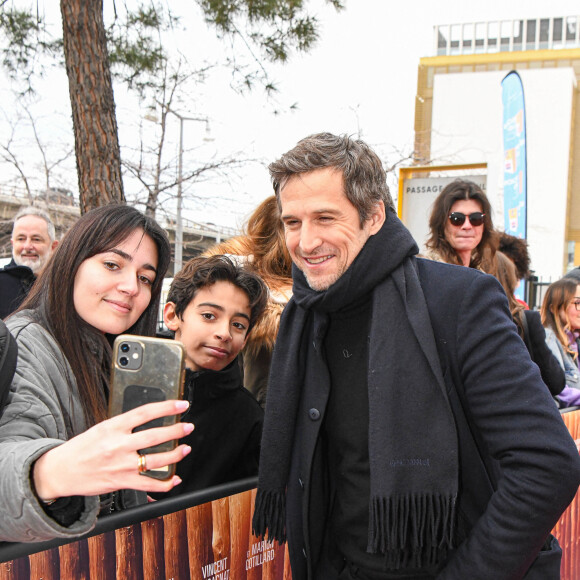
[411,16,580,280]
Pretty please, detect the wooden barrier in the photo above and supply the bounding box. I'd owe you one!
[1,411,578,580]
[553,409,580,580]
[0,485,290,580]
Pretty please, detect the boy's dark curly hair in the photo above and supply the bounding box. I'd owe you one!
[168,255,268,333]
[498,232,531,280]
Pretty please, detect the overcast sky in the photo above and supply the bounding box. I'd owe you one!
[148,0,580,228]
[3,0,580,230]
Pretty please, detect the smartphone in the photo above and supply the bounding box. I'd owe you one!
[109,335,186,480]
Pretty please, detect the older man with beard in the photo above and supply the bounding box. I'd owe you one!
[0,207,58,319]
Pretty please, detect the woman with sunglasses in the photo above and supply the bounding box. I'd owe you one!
[425,179,498,271]
[0,204,193,542]
[541,278,580,408]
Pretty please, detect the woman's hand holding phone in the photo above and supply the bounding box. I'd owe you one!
[33,400,193,502]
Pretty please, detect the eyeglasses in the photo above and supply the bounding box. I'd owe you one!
[448,212,485,227]
[572,299,580,311]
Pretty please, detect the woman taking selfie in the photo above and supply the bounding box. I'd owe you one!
[0,204,192,542]
[542,277,580,408]
[424,179,498,272]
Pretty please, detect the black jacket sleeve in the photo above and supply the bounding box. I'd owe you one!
[436,273,580,579]
[523,310,565,396]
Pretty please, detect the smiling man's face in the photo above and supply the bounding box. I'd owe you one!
[11,215,57,274]
[280,167,384,291]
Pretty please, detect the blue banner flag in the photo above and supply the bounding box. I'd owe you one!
[502,71,527,299]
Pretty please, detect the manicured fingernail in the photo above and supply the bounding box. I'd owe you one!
[183,423,194,434]
[172,476,182,487]
[175,400,189,411]
[182,445,191,457]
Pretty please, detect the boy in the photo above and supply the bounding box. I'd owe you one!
[159,255,268,496]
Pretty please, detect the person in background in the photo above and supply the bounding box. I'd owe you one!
[563,265,580,282]
[498,231,531,308]
[498,232,531,282]
[252,132,580,580]
[493,251,564,397]
[0,206,59,319]
[0,204,192,543]
[424,179,498,273]
[158,255,268,495]
[203,196,293,407]
[541,277,580,408]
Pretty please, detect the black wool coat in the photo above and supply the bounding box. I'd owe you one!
[285,258,580,580]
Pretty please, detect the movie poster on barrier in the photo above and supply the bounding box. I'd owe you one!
[0,488,291,580]
[502,70,527,300]
[1,470,579,580]
[400,175,487,252]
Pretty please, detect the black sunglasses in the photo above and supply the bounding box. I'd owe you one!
[448,212,485,227]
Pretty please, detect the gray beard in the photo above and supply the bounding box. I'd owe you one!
[14,255,43,274]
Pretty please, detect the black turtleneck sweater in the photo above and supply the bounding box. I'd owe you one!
[155,359,264,497]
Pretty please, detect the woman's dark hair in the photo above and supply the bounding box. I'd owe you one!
[19,204,171,424]
[498,232,531,280]
[426,179,498,270]
[168,255,268,333]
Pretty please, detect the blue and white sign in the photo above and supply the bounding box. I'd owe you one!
[502,71,527,298]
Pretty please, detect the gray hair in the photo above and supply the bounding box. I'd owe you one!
[13,206,56,241]
[269,132,395,226]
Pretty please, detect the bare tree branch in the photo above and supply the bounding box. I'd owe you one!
[0,143,33,202]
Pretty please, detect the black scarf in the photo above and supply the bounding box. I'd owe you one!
[252,210,458,569]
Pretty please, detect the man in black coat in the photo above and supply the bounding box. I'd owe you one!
[252,133,580,580]
[0,207,58,319]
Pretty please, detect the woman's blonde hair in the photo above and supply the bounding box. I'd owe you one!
[541,277,580,357]
[204,195,292,292]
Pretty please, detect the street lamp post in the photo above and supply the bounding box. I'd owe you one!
[161,105,209,274]
[176,115,185,274]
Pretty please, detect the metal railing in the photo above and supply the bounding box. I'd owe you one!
[435,16,580,56]
[525,274,554,311]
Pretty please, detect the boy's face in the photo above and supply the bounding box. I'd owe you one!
[164,280,251,372]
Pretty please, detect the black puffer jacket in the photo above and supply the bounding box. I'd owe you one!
[0,319,17,414]
[0,259,35,319]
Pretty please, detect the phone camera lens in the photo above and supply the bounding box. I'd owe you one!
[119,357,129,367]
[120,343,130,353]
